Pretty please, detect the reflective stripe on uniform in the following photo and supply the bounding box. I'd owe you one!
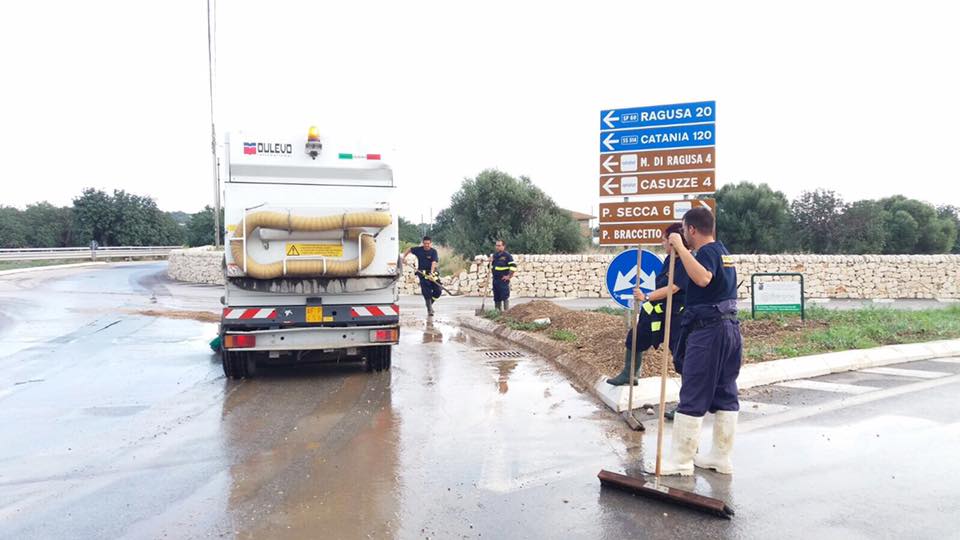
[493,266,513,271]
[642,302,654,314]
[651,321,662,331]
[654,304,664,314]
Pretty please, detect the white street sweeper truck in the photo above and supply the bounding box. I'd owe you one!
[218,127,400,378]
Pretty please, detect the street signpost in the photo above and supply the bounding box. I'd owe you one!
[599,223,669,245]
[598,100,716,247]
[599,199,715,223]
[600,124,715,153]
[600,101,715,130]
[597,100,718,424]
[599,170,715,197]
[605,248,664,309]
[599,147,715,175]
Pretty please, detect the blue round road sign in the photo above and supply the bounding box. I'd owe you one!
[605,249,664,309]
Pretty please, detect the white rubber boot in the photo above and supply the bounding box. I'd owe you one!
[694,410,738,474]
[650,412,702,476]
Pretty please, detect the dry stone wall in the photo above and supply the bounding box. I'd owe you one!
[167,247,225,285]
[399,254,960,300]
[169,249,960,299]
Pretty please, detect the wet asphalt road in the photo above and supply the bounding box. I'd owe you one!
[1,263,958,539]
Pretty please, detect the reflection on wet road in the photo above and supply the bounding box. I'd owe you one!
[2,264,958,539]
[0,265,646,539]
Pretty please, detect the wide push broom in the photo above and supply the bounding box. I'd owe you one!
[599,248,735,519]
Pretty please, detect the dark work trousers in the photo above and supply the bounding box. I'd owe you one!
[492,279,510,303]
[676,319,743,417]
[419,276,442,306]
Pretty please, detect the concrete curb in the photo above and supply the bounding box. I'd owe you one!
[0,262,107,277]
[459,315,960,414]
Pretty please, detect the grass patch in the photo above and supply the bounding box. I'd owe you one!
[481,310,502,321]
[480,310,547,331]
[0,259,83,271]
[741,305,960,361]
[549,329,577,342]
[590,306,628,317]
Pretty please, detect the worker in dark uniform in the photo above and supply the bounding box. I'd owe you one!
[607,222,689,386]
[403,236,441,317]
[490,239,517,312]
[655,207,742,476]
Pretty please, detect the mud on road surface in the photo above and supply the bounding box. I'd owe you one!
[3,263,959,540]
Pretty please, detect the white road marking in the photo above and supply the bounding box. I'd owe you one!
[860,367,951,379]
[775,379,879,395]
[926,357,960,365]
[742,374,960,433]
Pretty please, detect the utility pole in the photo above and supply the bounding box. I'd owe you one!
[206,0,221,248]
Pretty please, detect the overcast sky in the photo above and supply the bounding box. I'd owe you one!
[2,1,958,221]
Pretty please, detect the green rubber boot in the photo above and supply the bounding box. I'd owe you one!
[606,349,641,386]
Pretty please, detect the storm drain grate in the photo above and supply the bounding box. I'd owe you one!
[482,350,525,359]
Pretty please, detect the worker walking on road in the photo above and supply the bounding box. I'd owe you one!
[403,236,442,317]
[490,240,517,312]
[655,207,742,476]
[607,223,689,386]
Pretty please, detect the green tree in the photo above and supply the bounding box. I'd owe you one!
[185,206,224,247]
[938,206,960,254]
[713,182,793,253]
[791,189,846,253]
[73,188,185,246]
[73,189,116,245]
[0,206,27,248]
[837,200,888,254]
[884,210,920,254]
[435,169,583,257]
[879,196,955,254]
[397,216,421,245]
[22,203,75,247]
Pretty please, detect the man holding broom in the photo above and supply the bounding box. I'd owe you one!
[656,207,742,476]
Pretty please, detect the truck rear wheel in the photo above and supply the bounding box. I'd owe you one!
[380,345,393,371]
[221,349,251,379]
[365,346,392,372]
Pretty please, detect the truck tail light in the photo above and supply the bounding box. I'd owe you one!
[370,329,398,343]
[224,334,256,349]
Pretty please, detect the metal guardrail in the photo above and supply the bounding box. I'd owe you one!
[0,246,181,262]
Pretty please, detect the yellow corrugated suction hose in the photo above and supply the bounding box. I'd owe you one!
[229,211,392,279]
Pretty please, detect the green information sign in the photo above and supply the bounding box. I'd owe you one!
[751,274,805,320]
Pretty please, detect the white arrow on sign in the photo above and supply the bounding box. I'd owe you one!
[603,110,621,129]
[613,266,657,293]
[602,177,619,195]
[603,133,619,152]
[602,155,616,173]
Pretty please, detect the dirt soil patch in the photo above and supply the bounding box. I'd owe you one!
[500,301,826,378]
[504,301,667,378]
[131,309,220,323]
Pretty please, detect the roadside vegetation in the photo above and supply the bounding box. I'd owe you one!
[0,260,79,271]
[485,302,960,377]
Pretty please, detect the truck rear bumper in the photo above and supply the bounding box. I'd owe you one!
[223,325,399,352]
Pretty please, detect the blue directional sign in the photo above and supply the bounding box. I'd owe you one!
[600,123,715,153]
[601,101,716,131]
[605,249,664,309]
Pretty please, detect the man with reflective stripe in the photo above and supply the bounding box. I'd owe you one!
[654,207,742,477]
[490,240,517,312]
[403,236,442,317]
[607,222,688,386]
